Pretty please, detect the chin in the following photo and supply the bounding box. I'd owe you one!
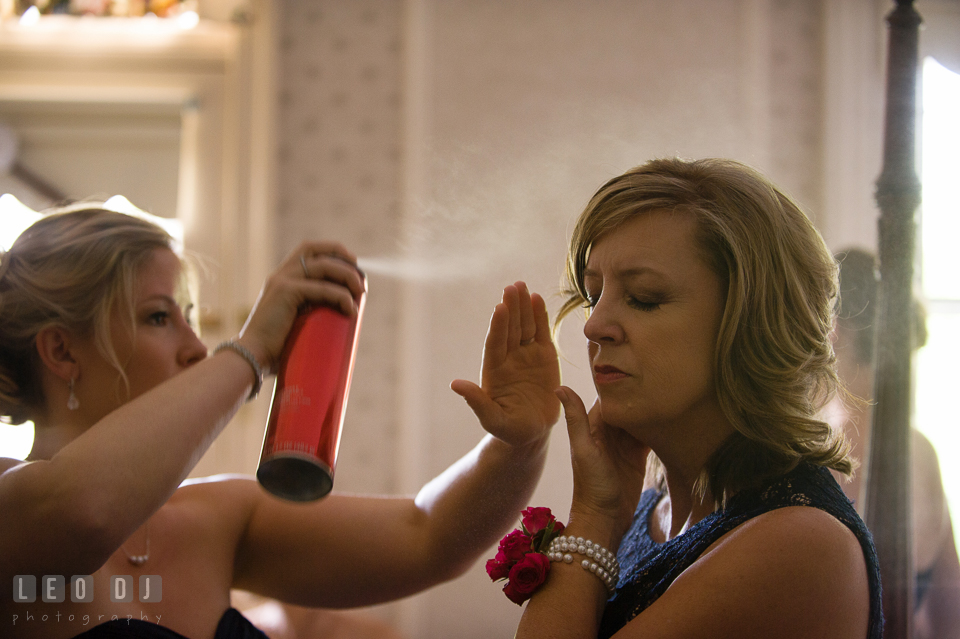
[596,400,642,431]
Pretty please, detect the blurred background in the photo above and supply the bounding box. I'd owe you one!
[0,1,958,637]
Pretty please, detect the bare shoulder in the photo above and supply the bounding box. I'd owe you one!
[0,457,33,496]
[912,429,941,468]
[625,507,870,639]
[911,429,944,491]
[0,457,26,476]
[711,506,868,577]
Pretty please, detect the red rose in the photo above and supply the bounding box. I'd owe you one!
[520,507,554,534]
[502,552,551,605]
[485,556,511,581]
[498,529,533,563]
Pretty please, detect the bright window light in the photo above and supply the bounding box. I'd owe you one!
[18,5,40,26]
[177,10,200,30]
[0,195,40,460]
[915,56,960,551]
[0,194,41,251]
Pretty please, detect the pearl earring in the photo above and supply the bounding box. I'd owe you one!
[67,377,80,411]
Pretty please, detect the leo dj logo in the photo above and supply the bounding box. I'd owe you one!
[13,575,162,603]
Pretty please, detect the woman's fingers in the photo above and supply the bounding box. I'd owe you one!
[486,282,541,359]
[516,282,536,345]
[298,252,366,303]
[556,386,593,452]
[499,281,543,349]
[502,284,522,348]
[483,302,510,364]
[300,279,362,317]
[531,292,550,344]
[239,240,367,371]
[288,241,357,269]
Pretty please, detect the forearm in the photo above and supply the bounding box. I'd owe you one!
[1,350,255,573]
[515,516,620,639]
[235,435,549,606]
[413,433,550,579]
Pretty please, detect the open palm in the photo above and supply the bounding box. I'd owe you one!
[451,282,562,447]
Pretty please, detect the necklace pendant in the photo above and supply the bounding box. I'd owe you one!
[128,555,148,567]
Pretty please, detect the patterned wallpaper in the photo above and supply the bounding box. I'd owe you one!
[272,2,839,636]
[769,0,826,222]
[276,0,404,495]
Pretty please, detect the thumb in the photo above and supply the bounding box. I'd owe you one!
[556,386,593,453]
[451,379,501,427]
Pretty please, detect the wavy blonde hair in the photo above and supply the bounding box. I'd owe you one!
[557,158,852,503]
[0,206,177,425]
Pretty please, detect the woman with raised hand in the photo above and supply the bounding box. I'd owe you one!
[0,204,561,639]
[498,158,881,639]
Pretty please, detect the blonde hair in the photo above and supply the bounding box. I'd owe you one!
[0,206,176,424]
[558,158,852,503]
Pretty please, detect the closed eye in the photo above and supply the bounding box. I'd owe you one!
[628,297,661,312]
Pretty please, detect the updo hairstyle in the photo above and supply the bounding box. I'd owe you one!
[0,206,175,425]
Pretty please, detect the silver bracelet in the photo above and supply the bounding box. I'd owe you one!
[546,535,620,594]
[213,340,264,401]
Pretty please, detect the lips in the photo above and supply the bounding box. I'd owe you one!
[593,364,629,384]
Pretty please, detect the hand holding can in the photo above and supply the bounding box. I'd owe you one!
[256,265,366,501]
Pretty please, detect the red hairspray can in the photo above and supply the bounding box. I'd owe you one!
[256,278,366,501]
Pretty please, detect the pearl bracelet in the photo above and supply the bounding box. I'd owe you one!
[546,535,620,594]
[213,340,264,401]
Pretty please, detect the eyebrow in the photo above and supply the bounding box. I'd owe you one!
[138,295,180,308]
[583,266,666,280]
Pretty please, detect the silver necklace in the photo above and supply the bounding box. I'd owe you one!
[120,523,150,567]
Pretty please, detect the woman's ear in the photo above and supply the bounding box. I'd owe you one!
[35,326,80,382]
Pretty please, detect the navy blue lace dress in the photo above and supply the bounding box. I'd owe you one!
[598,462,883,639]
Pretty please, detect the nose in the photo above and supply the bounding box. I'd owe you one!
[178,324,208,368]
[583,294,625,345]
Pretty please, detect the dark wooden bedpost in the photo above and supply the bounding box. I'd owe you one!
[863,1,922,638]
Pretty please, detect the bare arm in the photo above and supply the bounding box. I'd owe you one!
[912,431,960,639]
[0,242,364,583]
[233,282,562,606]
[917,515,960,639]
[0,352,261,580]
[233,435,548,606]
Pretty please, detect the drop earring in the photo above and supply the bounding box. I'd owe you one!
[67,377,80,411]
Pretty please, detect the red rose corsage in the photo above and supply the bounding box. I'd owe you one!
[485,507,565,605]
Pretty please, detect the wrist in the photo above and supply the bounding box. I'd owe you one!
[486,507,621,606]
[565,507,628,553]
[546,534,620,595]
[234,335,273,376]
[213,339,266,401]
[488,431,550,460]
